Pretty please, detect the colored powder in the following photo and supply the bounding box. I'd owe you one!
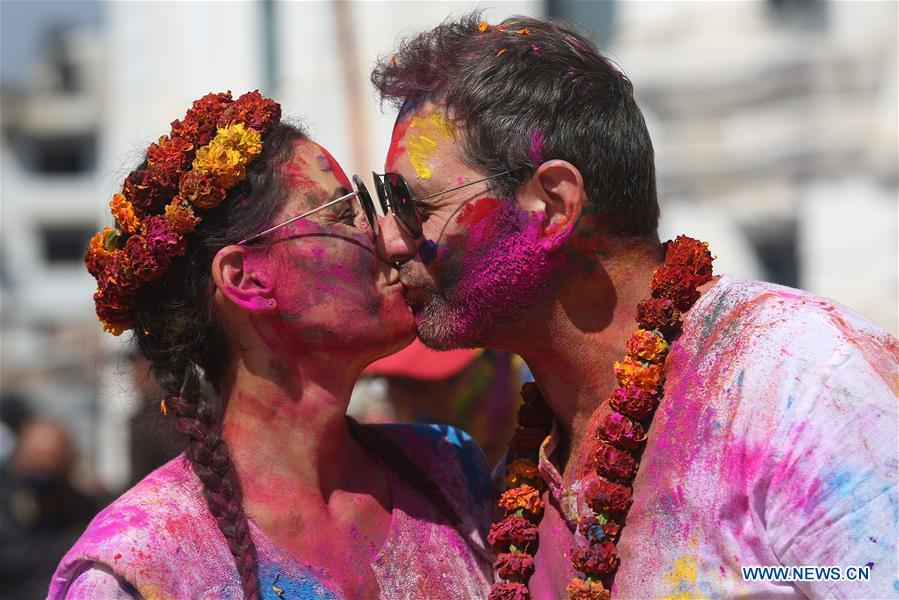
[406,111,453,180]
[457,196,503,227]
[419,239,438,264]
[527,130,544,165]
[531,44,540,55]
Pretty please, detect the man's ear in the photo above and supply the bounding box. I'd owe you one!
[211,245,277,313]
[525,160,585,252]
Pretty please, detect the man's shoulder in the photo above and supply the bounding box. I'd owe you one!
[686,275,896,360]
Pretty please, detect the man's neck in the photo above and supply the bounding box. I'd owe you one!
[517,241,664,476]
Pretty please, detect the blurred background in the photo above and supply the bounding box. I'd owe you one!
[0,1,896,596]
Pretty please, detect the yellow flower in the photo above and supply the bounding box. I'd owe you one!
[192,122,262,188]
[110,194,140,234]
[626,329,669,363]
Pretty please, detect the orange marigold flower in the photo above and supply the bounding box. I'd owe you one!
[613,356,663,391]
[110,194,140,235]
[85,227,117,278]
[566,577,611,600]
[164,198,201,234]
[499,484,543,516]
[515,28,530,35]
[179,172,227,210]
[504,458,542,489]
[625,329,668,363]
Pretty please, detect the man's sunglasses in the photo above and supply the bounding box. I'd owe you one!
[354,168,520,239]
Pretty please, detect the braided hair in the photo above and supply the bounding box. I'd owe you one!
[131,122,305,599]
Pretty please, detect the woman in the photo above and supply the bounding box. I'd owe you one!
[48,92,493,599]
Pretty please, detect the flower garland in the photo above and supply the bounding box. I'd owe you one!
[488,236,714,600]
[85,91,281,335]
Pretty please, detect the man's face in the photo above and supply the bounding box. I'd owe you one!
[379,100,559,350]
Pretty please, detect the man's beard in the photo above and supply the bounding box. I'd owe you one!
[413,210,560,350]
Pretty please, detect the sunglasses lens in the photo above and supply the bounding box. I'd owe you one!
[386,173,422,238]
[351,175,379,236]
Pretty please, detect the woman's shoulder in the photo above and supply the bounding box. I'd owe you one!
[365,423,492,510]
[48,455,239,599]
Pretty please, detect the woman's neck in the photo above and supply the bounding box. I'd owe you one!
[220,355,362,504]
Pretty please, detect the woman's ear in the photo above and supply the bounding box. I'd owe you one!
[211,245,277,313]
[524,160,585,253]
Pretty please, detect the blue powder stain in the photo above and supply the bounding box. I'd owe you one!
[786,395,794,410]
[259,563,338,599]
[419,239,438,264]
[893,580,899,593]
[826,470,855,498]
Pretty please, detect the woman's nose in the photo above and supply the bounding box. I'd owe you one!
[376,213,418,265]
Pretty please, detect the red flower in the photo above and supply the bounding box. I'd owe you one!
[599,412,646,449]
[592,442,638,482]
[584,476,633,515]
[170,91,233,146]
[489,582,530,600]
[488,515,539,552]
[93,253,138,334]
[665,235,713,282]
[572,541,619,577]
[635,297,681,338]
[125,216,186,283]
[517,382,553,430]
[147,135,194,181]
[494,551,535,582]
[511,426,546,457]
[164,199,201,234]
[123,169,173,215]
[578,515,622,545]
[608,386,659,421]
[217,90,281,133]
[179,171,227,210]
[650,264,701,311]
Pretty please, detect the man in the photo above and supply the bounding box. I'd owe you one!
[371,13,898,599]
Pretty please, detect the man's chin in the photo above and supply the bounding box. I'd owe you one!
[413,298,482,351]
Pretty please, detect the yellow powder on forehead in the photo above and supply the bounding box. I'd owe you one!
[406,110,453,180]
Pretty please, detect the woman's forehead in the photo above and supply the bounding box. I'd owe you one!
[281,140,350,194]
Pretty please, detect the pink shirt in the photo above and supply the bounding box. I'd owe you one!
[48,424,494,599]
[538,275,898,598]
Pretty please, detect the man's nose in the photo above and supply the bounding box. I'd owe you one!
[376,213,418,265]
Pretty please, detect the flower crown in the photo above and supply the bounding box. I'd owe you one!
[85,91,281,335]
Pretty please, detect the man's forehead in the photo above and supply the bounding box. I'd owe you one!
[386,100,466,188]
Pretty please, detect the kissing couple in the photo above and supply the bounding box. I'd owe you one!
[50,12,896,600]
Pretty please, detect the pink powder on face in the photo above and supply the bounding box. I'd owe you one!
[315,146,352,190]
[414,199,561,349]
[280,145,318,192]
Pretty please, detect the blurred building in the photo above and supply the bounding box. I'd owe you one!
[0,0,896,498]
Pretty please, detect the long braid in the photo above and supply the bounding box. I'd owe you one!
[346,417,493,564]
[164,366,259,599]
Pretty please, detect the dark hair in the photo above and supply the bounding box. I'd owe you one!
[132,121,306,599]
[372,13,659,237]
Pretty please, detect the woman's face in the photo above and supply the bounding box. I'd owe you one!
[247,139,414,364]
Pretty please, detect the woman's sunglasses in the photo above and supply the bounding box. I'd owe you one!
[355,168,520,239]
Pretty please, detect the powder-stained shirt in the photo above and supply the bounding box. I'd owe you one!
[47,424,494,599]
[539,275,898,598]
